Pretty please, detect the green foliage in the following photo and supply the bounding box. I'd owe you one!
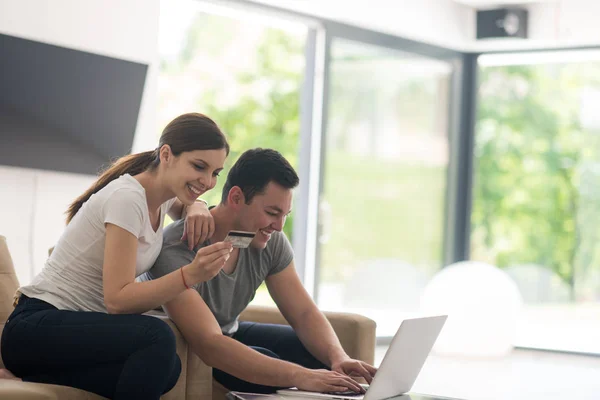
[201,32,303,241]
[168,15,305,239]
[320,152,446,282]
[319,47,449,283]
[161,14,449,289]
[472,63,600,300]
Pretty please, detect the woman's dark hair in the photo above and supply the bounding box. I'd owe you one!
[221,148,299,204]
[66,113,229,223]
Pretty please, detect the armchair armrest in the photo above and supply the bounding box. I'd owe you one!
[239,305,376,365]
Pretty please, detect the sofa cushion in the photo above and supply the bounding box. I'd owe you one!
[0,236,19,324]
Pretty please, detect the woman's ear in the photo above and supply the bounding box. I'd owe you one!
[159,144,173,164]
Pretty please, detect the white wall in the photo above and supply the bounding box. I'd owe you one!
[0,167,96,285]
[0,0,160,285]
[528,0,600,47]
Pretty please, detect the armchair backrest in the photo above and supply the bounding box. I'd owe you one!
[0,235,19,325]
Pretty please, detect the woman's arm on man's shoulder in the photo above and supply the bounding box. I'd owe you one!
[168,198,215,249]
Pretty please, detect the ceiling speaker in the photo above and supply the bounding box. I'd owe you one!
[477,8,528,39]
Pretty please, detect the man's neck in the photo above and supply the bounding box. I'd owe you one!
[209,205,235,243]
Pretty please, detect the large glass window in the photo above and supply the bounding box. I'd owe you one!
[315,39,453,336]
[158,0,308,305]
[158,0,306,217]
[472,51,600,353]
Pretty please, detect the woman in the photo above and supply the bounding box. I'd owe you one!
[0,113,233,399]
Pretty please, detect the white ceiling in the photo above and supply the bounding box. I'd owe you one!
[452,0,558,6]
[247,0,599,52]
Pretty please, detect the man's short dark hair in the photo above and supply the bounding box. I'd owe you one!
[221,148,299,204]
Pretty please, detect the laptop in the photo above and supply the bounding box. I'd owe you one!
[277,315,447,400]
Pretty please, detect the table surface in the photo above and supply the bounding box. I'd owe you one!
[391,393,465,400]
[227,391,465,400]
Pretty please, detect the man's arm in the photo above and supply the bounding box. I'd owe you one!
[266,262,377,382]
[163,288,364,392]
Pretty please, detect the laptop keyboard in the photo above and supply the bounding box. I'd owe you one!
[325,384,369,396]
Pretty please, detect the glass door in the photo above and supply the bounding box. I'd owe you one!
[315,38,453,336]
[472,51,600,354]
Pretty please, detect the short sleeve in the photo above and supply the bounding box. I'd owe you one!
[103,188,146,238]
[267,231,294,276]
[162,198,178,220]
[147,220,196,280]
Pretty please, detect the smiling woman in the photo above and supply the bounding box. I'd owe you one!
[0,113,234,399]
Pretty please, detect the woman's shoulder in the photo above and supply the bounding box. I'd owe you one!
[107,174,144,192]
[95,174,145,201]
[80,175,146,216]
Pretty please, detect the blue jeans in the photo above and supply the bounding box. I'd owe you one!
[213,321,328,393]
[1,295,181,400]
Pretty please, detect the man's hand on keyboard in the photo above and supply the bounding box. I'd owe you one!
[292,369,366,393]
[331,358,378,384]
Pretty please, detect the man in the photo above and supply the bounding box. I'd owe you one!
[147,148,377,394]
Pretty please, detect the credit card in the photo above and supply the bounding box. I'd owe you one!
[224,230,256,248]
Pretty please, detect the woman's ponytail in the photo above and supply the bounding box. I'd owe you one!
[65,150,158,223]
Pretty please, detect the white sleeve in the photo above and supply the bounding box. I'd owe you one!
[103,189,146,238]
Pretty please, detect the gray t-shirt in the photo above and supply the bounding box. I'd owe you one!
[147,219,293,335]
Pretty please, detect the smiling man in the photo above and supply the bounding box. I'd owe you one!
[146,148,376,394]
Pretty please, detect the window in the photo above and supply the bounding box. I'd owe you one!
[472,51,600,353]
[315,39,453,336]
[158,0,309,305]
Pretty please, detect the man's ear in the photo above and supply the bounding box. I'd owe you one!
[158,144,173,164]
[228,186,245,208]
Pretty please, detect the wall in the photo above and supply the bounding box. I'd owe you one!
[0,167,96,285]
[468,0,600,52]
[528,0,600,47]
[0,0,160,285]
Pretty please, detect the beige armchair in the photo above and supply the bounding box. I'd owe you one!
[0,236,376,399]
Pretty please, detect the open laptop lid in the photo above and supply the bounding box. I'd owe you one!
[364,315,447,400]
[277,315,447,400]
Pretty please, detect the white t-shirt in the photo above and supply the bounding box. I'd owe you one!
[19,174,176,313]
